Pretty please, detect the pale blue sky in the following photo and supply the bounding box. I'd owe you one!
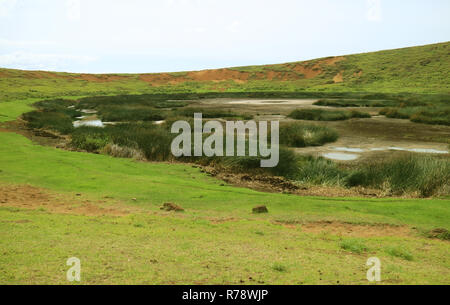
[0,0,449,73]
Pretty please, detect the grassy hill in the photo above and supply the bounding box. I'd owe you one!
[1,130,449,284]
[0,42,449,284]
[1,42,449,102]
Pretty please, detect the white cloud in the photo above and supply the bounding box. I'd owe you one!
[0,51,96,71]
[66,0,81,21]
[0,0,18,17]
[0,38,58,48]
[227,20,240,33]
[367,0,382,22]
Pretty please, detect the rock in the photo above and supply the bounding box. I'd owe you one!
[160,202,184,212]
[241,175,252,181]
[252,205,269,214]
[132,198,137,201]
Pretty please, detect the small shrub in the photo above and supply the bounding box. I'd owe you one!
[271,263,288,272]
[385,246,414,261]
[340,239,369,254]
[426,228,450,241]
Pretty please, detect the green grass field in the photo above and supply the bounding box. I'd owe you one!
[0,42,449,285]
[0,96,449,284]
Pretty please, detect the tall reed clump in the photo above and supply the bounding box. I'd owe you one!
[70,126,110,152]
[96,106,167,122]
[288,109,371,121]
[380,105,450,126]
[279,122,338,147]
[345,155,450,197]
[295,155,346,186]
[22,111,74,134]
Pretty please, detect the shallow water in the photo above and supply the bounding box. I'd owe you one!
[73,120,105,128]
[331,147,365,153]
[80,109,98,114]
[323,152,360,161]
[387,147,448,154]
[228,99,317,106]
[330,146,448,154]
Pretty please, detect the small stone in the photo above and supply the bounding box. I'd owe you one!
[160,202,184,212]
[252,205,269,214]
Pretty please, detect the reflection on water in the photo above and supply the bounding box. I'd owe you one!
[332,146,448,154]
[386,147,448,154]
[323,153,360,161]
[73,120,105,128]
[331,147,365,153]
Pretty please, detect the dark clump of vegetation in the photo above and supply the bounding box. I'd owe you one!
[385,246,414,261]
[97,106,167,122]
[345,155,450,197]
[380,106,450,126]
[425,228,450,241]
[288,109,371,121]
[176,108,253,120]
[314,99,399,108]
[295,156,345,186]
[21,98,81,134]
[279,122,338,147]
[291,154,449,197]
[70,127,110,152]
[22,111,74,134]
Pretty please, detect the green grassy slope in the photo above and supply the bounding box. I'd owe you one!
[0,129,449,284]
[0,43,449,284]
[1,42,449,102]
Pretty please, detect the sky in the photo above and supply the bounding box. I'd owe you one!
[0,0,449,73]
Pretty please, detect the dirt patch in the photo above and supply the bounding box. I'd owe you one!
[139,57,347,86]
[160,202,184,212]
[292,64,322,79]
[333,72,344,83]
[353,70,363,77]
[277,220,412,238]
[321,56,345,66]
[188,69,249,83]
[6,56,346,86]
[0,184,129,216]
[208,217,237,224]
[74,74,130,83]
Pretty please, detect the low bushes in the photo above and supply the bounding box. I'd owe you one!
[97,106,167,122]
[380,105,450,126]
[344,155,450,197]
[288,109,371,121]
[22,111,74,134]
[314,99,398,107]
[279,122,339,147]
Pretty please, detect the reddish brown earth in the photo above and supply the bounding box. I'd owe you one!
[276,220,413,238]
[0,56,347,86]
[0,184,130,216]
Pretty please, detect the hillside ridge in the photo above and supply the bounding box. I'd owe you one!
[1,41,449,101]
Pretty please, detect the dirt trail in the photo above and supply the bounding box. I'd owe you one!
[0,184,130,216]
[276,220,412,238]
